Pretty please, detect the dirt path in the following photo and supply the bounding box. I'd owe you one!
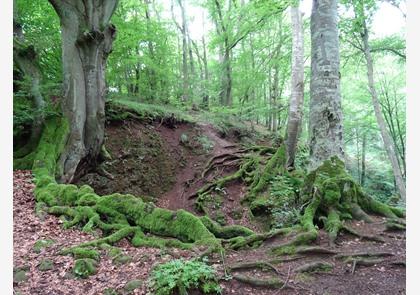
[156,122,240,211]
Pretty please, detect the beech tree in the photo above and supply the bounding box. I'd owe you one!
[351,0,406,201]
[47,0,119,182]
[285,2,304,169]
[308,0,344,170]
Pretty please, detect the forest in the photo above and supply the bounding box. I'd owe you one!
[12,0,406,294]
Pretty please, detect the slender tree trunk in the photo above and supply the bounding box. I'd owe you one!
[359,18,406,200]
[145,0,156,100]
[285,5,305,168]
[361,132,366,186]
[308,0,344,171]
[48,0,118,183]
[173,0,189,103]
[214,0,232,107]
[202,34,210,108]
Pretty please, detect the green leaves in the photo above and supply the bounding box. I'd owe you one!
[148,258,222,295]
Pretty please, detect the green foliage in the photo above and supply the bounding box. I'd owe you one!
[73,258,98,278]
[33,239,55,253]
[269,173,303,229]
[148,258,221,295]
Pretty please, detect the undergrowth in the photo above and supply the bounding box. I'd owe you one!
[147,258,222,295]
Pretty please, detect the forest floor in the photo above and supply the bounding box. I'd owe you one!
[13,117,406,295]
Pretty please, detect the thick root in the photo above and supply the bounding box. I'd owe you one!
[226,228,293,250]
[228,261,280,274]
[232,274,285,288]
[341,224,385,243]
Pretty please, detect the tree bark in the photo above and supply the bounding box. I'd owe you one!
[177,0,189,102]
[214,0,232,107]
[202,33,210,108]
[361,132,366,186]
[308,0,344,171]
[285,5,304,169]
[359,18,406,200]
[48,0,118,183]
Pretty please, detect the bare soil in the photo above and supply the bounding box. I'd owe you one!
[14,119,406,295]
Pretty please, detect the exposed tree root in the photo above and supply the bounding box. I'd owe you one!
[294,246,338,255]
[293,261,333,273]
[191,145,285,203]
[228,261,281,274]
[334,251,394,260]
[385,219,406,231]
[225,228,293,250]
[22,117,266,267]
[391,260,406,267]
[272,157,406,252]
[232,274,285,288]
[341,224,385,243]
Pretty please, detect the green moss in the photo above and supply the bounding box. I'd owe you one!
[249,197,272,216]
[249,146,286,197]
[124,279,143,294]
[61,247,100,261]
[73,258,98,278]
[272,245,296,255]
[38,259,54,271]
[113,255,132,265]
[325,209,341,242]
[103,288,118,295]
[323,180,341,206]
[200,216,254,239]
[13,266,29,283]
[33,239,55,253]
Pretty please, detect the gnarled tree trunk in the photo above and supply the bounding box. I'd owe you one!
[285,4,304,169]
[48,0,118,183]
[308,0,344,171]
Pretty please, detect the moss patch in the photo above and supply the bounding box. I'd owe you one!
[38,259,54,271]
[33,239,55,253]
[73,258,98,278]
[123,279,143,294]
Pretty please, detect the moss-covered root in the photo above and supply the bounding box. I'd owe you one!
[228,261,280,274]
[244,146,286,203]
[226,228,293,250]
[189,156,257,199]
[232,274,285,288]
[289,156,406,247]
[200,216,254,239]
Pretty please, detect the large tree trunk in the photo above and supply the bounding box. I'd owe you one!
[48,0,118,183]
[308,0,344,171]
[285,5,304,169]
[360,20,406,201]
